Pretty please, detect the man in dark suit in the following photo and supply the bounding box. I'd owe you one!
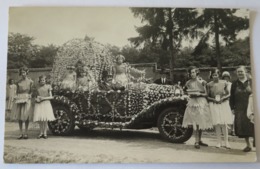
[154,69,171,85]
[99,70,125,91]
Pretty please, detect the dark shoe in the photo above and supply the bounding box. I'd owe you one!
[17,134,23,140]
[194,142,200,149]
[23,134,28,139]
[43,135,48,139]
[37,134,44,139]
[199,141,208,147]
[243,146,252,152]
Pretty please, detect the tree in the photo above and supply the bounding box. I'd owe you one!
[8,33,39,68]
[195,9,249,70]
[221,36,250,66]
[129,8,198,83]
[30,44,59,68]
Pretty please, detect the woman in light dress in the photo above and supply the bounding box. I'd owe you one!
[207,69,233,149]
[182,66,213,149]
[113,54,145,88]
[77,66,97,91]
[60,65,77,90]
[33,75,56,139]
[11,66,34,139]
[6,79,17,120]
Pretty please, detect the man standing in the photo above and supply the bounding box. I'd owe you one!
[154,68,171,85]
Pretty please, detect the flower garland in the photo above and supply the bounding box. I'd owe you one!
[51,80,186,132]
[51,38,114,84]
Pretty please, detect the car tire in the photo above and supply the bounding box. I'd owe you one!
[157,107,193,143]
[48,104,75,136]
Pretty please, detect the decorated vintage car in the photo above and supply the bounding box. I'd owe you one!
[48,38,193,143]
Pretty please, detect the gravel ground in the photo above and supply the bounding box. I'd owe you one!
[3,122,257,163]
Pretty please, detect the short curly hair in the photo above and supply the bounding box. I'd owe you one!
[209,68,221,79]
[38,75,47,83]
[115,54,125,62]
[187,66,199,78]
[19,66,29,76]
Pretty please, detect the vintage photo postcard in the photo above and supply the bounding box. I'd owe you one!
[3,7,256,163]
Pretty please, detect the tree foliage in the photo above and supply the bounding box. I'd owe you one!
[194,9,249,69]
[8,33,59,69]
[8,33,38,68]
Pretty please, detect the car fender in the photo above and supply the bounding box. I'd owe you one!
[125,95,188,128]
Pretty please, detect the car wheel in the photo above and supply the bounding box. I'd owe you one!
[157,107,193,143]
[48,105,75,135]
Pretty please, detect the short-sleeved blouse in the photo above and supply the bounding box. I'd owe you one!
[37,84,52,97]
[207,80,228,98]
[17,78,33,94]
[185,78,206,92]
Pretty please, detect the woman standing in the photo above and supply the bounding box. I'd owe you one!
[182,66,213,149]
[12,66,34,139]
[230,66,254,152]
[207,69,233,149]
[6,79,17,115]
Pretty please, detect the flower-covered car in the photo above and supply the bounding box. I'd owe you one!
[49,84,192,143]
[48,38,193,143]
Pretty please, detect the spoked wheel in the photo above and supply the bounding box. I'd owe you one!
[158,107,193,143]
[48,105,75,135]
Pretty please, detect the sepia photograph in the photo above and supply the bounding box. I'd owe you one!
[3,6,256,163]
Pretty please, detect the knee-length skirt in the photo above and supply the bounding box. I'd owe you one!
[33,100,56,122]
[209,100,233,125]
[182,97,213,130]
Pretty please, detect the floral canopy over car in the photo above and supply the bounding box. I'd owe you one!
[51,38,114,84]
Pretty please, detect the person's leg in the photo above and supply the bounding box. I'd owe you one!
[215,125,222,148]
[194,125,200,149]
[18,120,23,139]
[222,124,230,149]
[243,137,252,152]
[40,122,43,134]
[198,129,208,146]
[43,121,48,139]
[23,119,29,139]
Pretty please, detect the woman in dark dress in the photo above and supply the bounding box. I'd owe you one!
[230,66,255,152]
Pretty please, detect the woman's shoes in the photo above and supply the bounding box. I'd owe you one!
[215,143,221,148]
[243,146,252,152]
[17,134,28,139]
[225,143,231,149]
[23,134,28,139]
[198,141,208,147]
[37,134,44,139]
[17,134,23,140]
[37,134,48,139]
[194,142,200,149]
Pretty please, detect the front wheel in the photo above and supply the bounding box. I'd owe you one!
[157,107,193,143]
[48,104,75,135]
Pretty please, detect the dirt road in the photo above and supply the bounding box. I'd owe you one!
[3,122,256,163]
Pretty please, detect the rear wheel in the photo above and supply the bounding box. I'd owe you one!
[157,107,193,143]
[48,105,75,135]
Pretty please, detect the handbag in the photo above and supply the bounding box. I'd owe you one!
[15,93,30,104]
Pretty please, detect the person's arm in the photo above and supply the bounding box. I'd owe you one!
[200,82,208,97]
[112,65,116,83]
[206,83,216,102]
[229,81,236,113]
[40,86,53,101]
[247,95,254,123]
[129,66,145,77]
[220,81,230,102]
